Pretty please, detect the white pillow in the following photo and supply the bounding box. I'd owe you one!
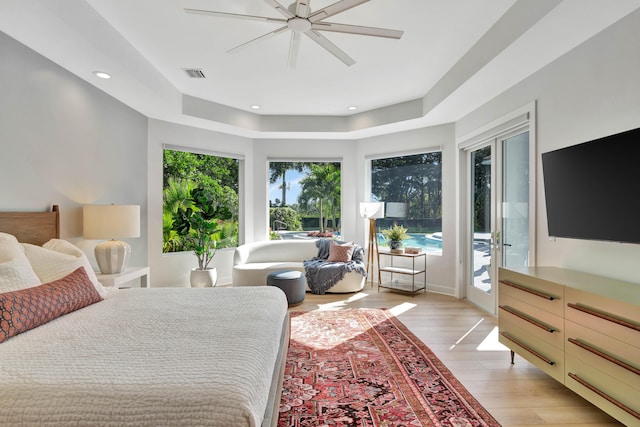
[23,239,107,297]
[0,232,23,262]
[0,233,42,292]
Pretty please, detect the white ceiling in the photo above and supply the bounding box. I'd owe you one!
[1,0,640,139]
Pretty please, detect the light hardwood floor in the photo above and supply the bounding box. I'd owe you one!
[292,287,623,427]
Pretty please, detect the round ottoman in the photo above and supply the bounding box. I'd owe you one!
[267,270,306,307]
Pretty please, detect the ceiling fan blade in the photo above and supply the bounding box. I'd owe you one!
[308,0,370,23]
[288,32,302,69]
[227,26,289,54]
[312,22,403,39]
[184,8,286,24]
[295,0,311,18]
[304,30,355,66]
[263,0,295,19]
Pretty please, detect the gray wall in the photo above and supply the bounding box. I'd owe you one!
[0,31,148,267]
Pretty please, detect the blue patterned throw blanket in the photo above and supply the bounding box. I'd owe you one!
[303,239,367,294]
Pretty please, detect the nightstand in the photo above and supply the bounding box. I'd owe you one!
[96,266,150,288]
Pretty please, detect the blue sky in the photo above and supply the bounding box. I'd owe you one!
[269,169,303,205]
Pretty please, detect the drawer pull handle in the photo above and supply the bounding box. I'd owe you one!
[567,303,640,332]
[499,305,556,333]
[500,332,555,366]
[500,280,556,300]
[567,338,640,376]
[568,372,640,420]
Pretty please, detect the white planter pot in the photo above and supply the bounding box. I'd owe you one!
[389,240,404,253]
[190,267,217,287]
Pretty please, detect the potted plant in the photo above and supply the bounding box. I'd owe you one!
[175,187,230,287]
[382,224,409,253]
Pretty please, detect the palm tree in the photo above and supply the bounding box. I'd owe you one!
[162,178,194,253]
[298,163,341,232]
[269,162,305,206]
[163,178,194,214]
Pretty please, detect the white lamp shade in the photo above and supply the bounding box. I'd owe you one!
[84,205,140,274]
[386,202,408,218]
[83,205,140,239]
[359,202,385,219]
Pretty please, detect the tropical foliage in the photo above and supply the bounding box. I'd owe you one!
[472,146,491,233]
[298,163,341,233]
[163,150,441,246]
[372,153,442,233]
[270,206,302,232]
[163,150,239,258]
[268,162,341,234]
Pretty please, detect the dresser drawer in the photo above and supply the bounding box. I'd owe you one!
[565,320,640,391]
[566,355,640,426]
[499,317,565,383]
[498,295,564,350]
[499,272,564,317]
[565,288,640,346]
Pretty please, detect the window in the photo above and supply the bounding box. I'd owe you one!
[162,148,239,253]
[268,161,341,238]
[371,152,442,252]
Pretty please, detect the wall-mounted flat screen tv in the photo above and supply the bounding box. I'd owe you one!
[541,126,640,244]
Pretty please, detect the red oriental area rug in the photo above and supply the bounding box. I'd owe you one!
[278,309,501,427]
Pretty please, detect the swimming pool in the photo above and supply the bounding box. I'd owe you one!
[276,231,443,253]
[378,232,442,253]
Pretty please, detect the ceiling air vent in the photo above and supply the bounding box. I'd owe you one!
[184,68,206,79]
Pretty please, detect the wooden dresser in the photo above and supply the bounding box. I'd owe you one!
[498,267,640,426]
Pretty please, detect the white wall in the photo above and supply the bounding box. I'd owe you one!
[0,31,148,269]
[456,9,640,285]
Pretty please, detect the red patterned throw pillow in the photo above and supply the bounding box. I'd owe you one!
[327,240,355,263]
[0,267,103,343]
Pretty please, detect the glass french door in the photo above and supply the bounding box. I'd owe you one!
[466,131,530,314]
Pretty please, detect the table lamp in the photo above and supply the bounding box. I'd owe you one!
[83,204,140,274]
[359,202,385,287]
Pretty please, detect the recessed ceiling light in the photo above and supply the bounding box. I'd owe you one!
[348,106,358,111]
[93,71,111,79]
[250,105,261,110]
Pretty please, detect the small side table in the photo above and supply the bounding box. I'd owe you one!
[96,266,150,288]
[378,250,426,296]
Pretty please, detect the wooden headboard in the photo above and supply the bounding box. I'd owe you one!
[0,205,60,245]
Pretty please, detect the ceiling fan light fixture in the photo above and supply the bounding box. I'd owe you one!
[186,0,403,67]
[288,17,311,32]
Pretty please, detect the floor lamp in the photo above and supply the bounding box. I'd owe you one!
[359,202,385,287]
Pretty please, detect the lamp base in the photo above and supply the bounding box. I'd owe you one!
[95,239,131,274]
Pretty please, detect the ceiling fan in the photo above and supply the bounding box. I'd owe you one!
[184,0,403,68]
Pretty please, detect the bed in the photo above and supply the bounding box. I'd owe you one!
[0,206,290,427]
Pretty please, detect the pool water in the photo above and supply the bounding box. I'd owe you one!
[378,233,442,253]
[276,231,443,253]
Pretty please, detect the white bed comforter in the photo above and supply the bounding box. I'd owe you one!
[0,286,288,427]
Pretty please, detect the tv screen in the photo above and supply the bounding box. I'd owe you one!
[541,126,640,244]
